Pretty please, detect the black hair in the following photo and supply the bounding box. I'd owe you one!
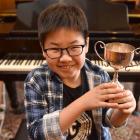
[38,3,88,48]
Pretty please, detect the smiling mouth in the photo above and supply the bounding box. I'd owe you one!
[59,65,73,69]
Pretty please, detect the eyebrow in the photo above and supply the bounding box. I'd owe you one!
[50,40,82,46]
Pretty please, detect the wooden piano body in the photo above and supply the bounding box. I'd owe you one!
[0,0,140,82]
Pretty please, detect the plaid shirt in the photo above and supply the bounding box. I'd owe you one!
[24,59,113,140]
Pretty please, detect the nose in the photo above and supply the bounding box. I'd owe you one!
[59,49,72,61]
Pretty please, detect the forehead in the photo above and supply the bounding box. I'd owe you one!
[44,28,84,44]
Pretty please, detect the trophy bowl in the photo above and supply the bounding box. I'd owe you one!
[104,42,134,70]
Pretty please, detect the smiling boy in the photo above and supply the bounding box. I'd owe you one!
[24,3,136,140]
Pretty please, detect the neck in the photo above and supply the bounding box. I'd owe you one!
[63,73,81,88]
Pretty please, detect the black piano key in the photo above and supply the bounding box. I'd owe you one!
[40,60,44,65]
[26,59,33,65]
[4,60,12,65]
[17,59,23,65]
[0,59,5,65]
[33,60,37,65]
[36,60,41,65]
[13,59,19,65]
[7,59,14,65]
[25,60,28,65]
[19,60,24,65]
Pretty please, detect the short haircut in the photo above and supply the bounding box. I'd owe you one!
[38,3,88,48]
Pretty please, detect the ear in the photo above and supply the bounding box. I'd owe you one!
[85,37,89,53]
[41,47,47,58]
[42,51,46,58]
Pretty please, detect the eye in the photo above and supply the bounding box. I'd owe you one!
[70,46,81,51]
[48,48,60,53]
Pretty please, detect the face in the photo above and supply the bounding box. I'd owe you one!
[43,28,89,82]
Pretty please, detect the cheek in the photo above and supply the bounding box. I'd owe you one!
[76,55,86,67]
[47,60,56,67]
[46,59,60,72]
[47,62,57,73]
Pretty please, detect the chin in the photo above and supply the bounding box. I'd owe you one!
[59,72,74,79]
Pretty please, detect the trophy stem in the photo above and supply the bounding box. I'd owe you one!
[112,69,123,89]
[112,70,118,83]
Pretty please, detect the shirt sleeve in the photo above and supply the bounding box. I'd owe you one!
[43,110,67,140]
[105,109,128,128]
[24,74,66,140]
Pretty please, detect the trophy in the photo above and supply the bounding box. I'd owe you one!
[94,41,140,88]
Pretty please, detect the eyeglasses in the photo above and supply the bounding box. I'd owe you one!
[43,44,85,59]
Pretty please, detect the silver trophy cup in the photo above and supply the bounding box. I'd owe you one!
[94,41,140,87]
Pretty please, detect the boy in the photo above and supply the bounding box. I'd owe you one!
[24,3,136,140]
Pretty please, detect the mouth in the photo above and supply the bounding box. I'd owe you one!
[58,65,73,69]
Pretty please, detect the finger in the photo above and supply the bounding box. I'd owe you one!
[118,101,134,110]
[104,89,130,102]
[102,92,125,101]
[100,101,119,108]
[111,95,132,104]
[115,90,135,104]
[102,87,123,95]
[118,107,135,114]
[98,82,118,89]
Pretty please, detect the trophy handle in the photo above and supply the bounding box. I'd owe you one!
[125,47,140,70]
[94,41,106,62]
[134,47,140,55]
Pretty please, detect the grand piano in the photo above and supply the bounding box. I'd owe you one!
[0,0,140,82]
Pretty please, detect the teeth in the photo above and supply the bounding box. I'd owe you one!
[62,66,72,69]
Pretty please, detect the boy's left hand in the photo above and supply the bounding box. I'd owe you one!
[110,90,136,115]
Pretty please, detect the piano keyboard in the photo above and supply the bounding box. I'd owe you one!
[0,53,140,73]
[0,58,46,72]
[0,53,46,72]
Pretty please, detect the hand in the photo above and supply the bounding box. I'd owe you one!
[80,82,125,110]
[115,90,136,115]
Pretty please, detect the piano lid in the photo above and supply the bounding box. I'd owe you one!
[12,0,58,33]
[8,0,133,36]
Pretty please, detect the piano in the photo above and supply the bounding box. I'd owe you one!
[0,0,140,82]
